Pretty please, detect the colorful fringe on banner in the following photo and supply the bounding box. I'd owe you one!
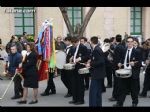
[36,20,56,81]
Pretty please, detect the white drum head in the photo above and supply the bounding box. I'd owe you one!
[56,50,66,69]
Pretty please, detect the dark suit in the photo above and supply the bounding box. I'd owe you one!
[140,48,150,96]
[112,43,125,100]
[71,44,89,102]
[61,45,74,95]
[89,45,106,107]
[117,47,142,106]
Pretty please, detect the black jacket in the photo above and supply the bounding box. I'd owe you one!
[90,45,106,80]
[113,43,125,70]
[72,44,89,70]
[120,47,142,79]
[66,46,74,63]
[23,51,38,73]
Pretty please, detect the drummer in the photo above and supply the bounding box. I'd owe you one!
[69,37,89,105]
[61,37,74,98]
[113,36,142,107]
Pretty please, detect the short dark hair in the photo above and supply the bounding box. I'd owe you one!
[126,36,134,42]
[80,37,87,42]
[110,37,115,42]
[71,37,79,43]
[104,38,110,43]
[115,34,122,43]
[23,32,27,35]
[90,36,98,44]
[64,37,72,41]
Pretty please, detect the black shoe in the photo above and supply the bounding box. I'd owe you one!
[28,100,38,104]
[41,92,50,96]
[11,95,22,100]
[69,100,77,104]
[49,91,56,95]
[17,100,27,104]
[132,104,137,107]
[74,101,85,105]
[113,103,123,107]
[64,93,72,98]
[108,97,117,102]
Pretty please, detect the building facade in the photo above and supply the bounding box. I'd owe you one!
[0,7,150,45]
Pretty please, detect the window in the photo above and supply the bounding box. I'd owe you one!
[14,7,35,37]
[67,7,83,32]
[130,7,142,35]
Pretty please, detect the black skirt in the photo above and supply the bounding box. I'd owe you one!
[23,69,39,88]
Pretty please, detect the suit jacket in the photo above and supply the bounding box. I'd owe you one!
[90,45,106,80]
[73,43,89,70]
[120,47,142,79]
[66,46,74,63]
[113,43,125,70]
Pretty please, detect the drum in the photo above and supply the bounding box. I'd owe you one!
[63,63,75,70]
[78,68,90,74]
[56,50,66,69]
[115,69,132,78]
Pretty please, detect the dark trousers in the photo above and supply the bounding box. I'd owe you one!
[117,77,139,106]
[106,66,112,86]
[141,68,150,96]
[112,72,120,100]
[61,69,73,95]
[84,73,90,89]
[45,72,56,93]
[71,69,85,102]
[13,75,23,96]
[89,79,102,107]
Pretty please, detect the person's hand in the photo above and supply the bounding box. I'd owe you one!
[19,63,22,68]
[69,56,73,63]
[145,60,150,65]
[86,63,90,68]
[129,61,135,66]
[15,69,19,74]
[118,63,122,68]
[75,57,81,63]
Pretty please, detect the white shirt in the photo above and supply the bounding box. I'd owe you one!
[66,44,72,55]
[27,51,31,56]
[124,47,133,69]
[73,42,80,63]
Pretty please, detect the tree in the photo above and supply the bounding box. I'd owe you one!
[59,7,96,38]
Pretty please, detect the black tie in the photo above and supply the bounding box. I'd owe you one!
[126,50,130,67]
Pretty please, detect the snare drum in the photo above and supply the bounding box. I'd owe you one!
[115,69,132,78]
[78,68,90,74]
[63,63,75,70]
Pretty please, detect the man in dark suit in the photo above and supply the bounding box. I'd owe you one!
[80,37,92,90]
[86,36,106,107]
[109,34,125,101]
[61,37,74,98]
[113,37,142,107]
[69,37,89,105]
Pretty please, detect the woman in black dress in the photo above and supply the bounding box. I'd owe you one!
[18,43,39,104]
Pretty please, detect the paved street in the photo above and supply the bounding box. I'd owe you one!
[0,73,150,107]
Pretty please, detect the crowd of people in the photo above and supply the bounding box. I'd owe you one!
[0,32,150,107]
